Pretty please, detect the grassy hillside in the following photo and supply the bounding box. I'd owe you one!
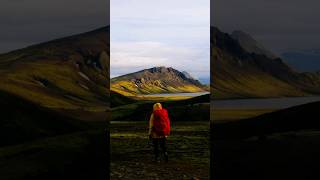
[0,27,109,110]
[112,94,209,122]
[111,67,207,96]
[0,27,110,179]
[211,27,320,99]
[110,90,136,107]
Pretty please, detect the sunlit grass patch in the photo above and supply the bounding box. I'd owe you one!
[111,133,147,138]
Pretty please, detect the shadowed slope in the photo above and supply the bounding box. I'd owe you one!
[214,101,320,139]
[0,27,110,180]
[0,90,88,147]
[231,30,277,59]
[110,90,136,107]
[0,27,110,109]
[211,27,320,99]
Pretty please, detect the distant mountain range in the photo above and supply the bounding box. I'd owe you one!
[198,77,210,85]
[232,30,320,74]
[182,71,209,85]
[211,26,320,99]
[281,49,320,72]
[111,66,208,96]
[2,25,320,108]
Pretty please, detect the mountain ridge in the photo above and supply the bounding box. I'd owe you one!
[0,26,110,110]
[111,66,207,96]
[211,26,320,99]
[231,30,277,59]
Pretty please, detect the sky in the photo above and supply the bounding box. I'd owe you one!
[110,0,210,79]
[212,0,320,55]
[0,0,109,53]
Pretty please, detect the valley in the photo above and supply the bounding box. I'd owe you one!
[1,21,320,179]
[110,66,210,178]
[110,93,210,179]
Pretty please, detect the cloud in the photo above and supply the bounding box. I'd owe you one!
[212,0,320,53]
[111,0,209,23]
[111,0,209,44]
[111,41,209,78]
[0,0,109,53]
[111,0,210,79]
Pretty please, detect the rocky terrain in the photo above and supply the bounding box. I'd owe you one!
[111,66,207,96]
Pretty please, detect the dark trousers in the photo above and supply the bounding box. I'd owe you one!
[152,137,168,161]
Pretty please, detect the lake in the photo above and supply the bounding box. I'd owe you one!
[212,96,320,109]
[141,92,210,97]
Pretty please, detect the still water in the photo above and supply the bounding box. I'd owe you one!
[212,96,320,109]
[142,92,210,97]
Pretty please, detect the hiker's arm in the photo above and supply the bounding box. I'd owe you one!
[148,114,154,135]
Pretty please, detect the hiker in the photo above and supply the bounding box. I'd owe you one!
[148,102,171,162]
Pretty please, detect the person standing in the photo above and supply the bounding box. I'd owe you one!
[148,103,171,162]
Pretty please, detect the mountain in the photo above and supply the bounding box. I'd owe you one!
[181,71,210,85]
[231,30,277,59]
[111,66,207,96]
[0,27,109,179]
[0,27,109,110]
[198,77,210,85]
[282,49,320,72]
[211,27,320,99]
[182,71,196,80]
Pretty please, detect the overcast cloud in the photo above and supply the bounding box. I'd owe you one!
[0,0,109,53]
[212,0,320,54]
[111,0,210,79]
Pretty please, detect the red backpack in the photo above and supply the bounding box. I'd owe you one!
[153,108,170,136]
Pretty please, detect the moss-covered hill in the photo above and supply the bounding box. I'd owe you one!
[0,27,110,110]
[0,27,110,180]
[111,66,208,96]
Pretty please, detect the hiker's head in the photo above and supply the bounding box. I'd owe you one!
[153,103,162,111]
